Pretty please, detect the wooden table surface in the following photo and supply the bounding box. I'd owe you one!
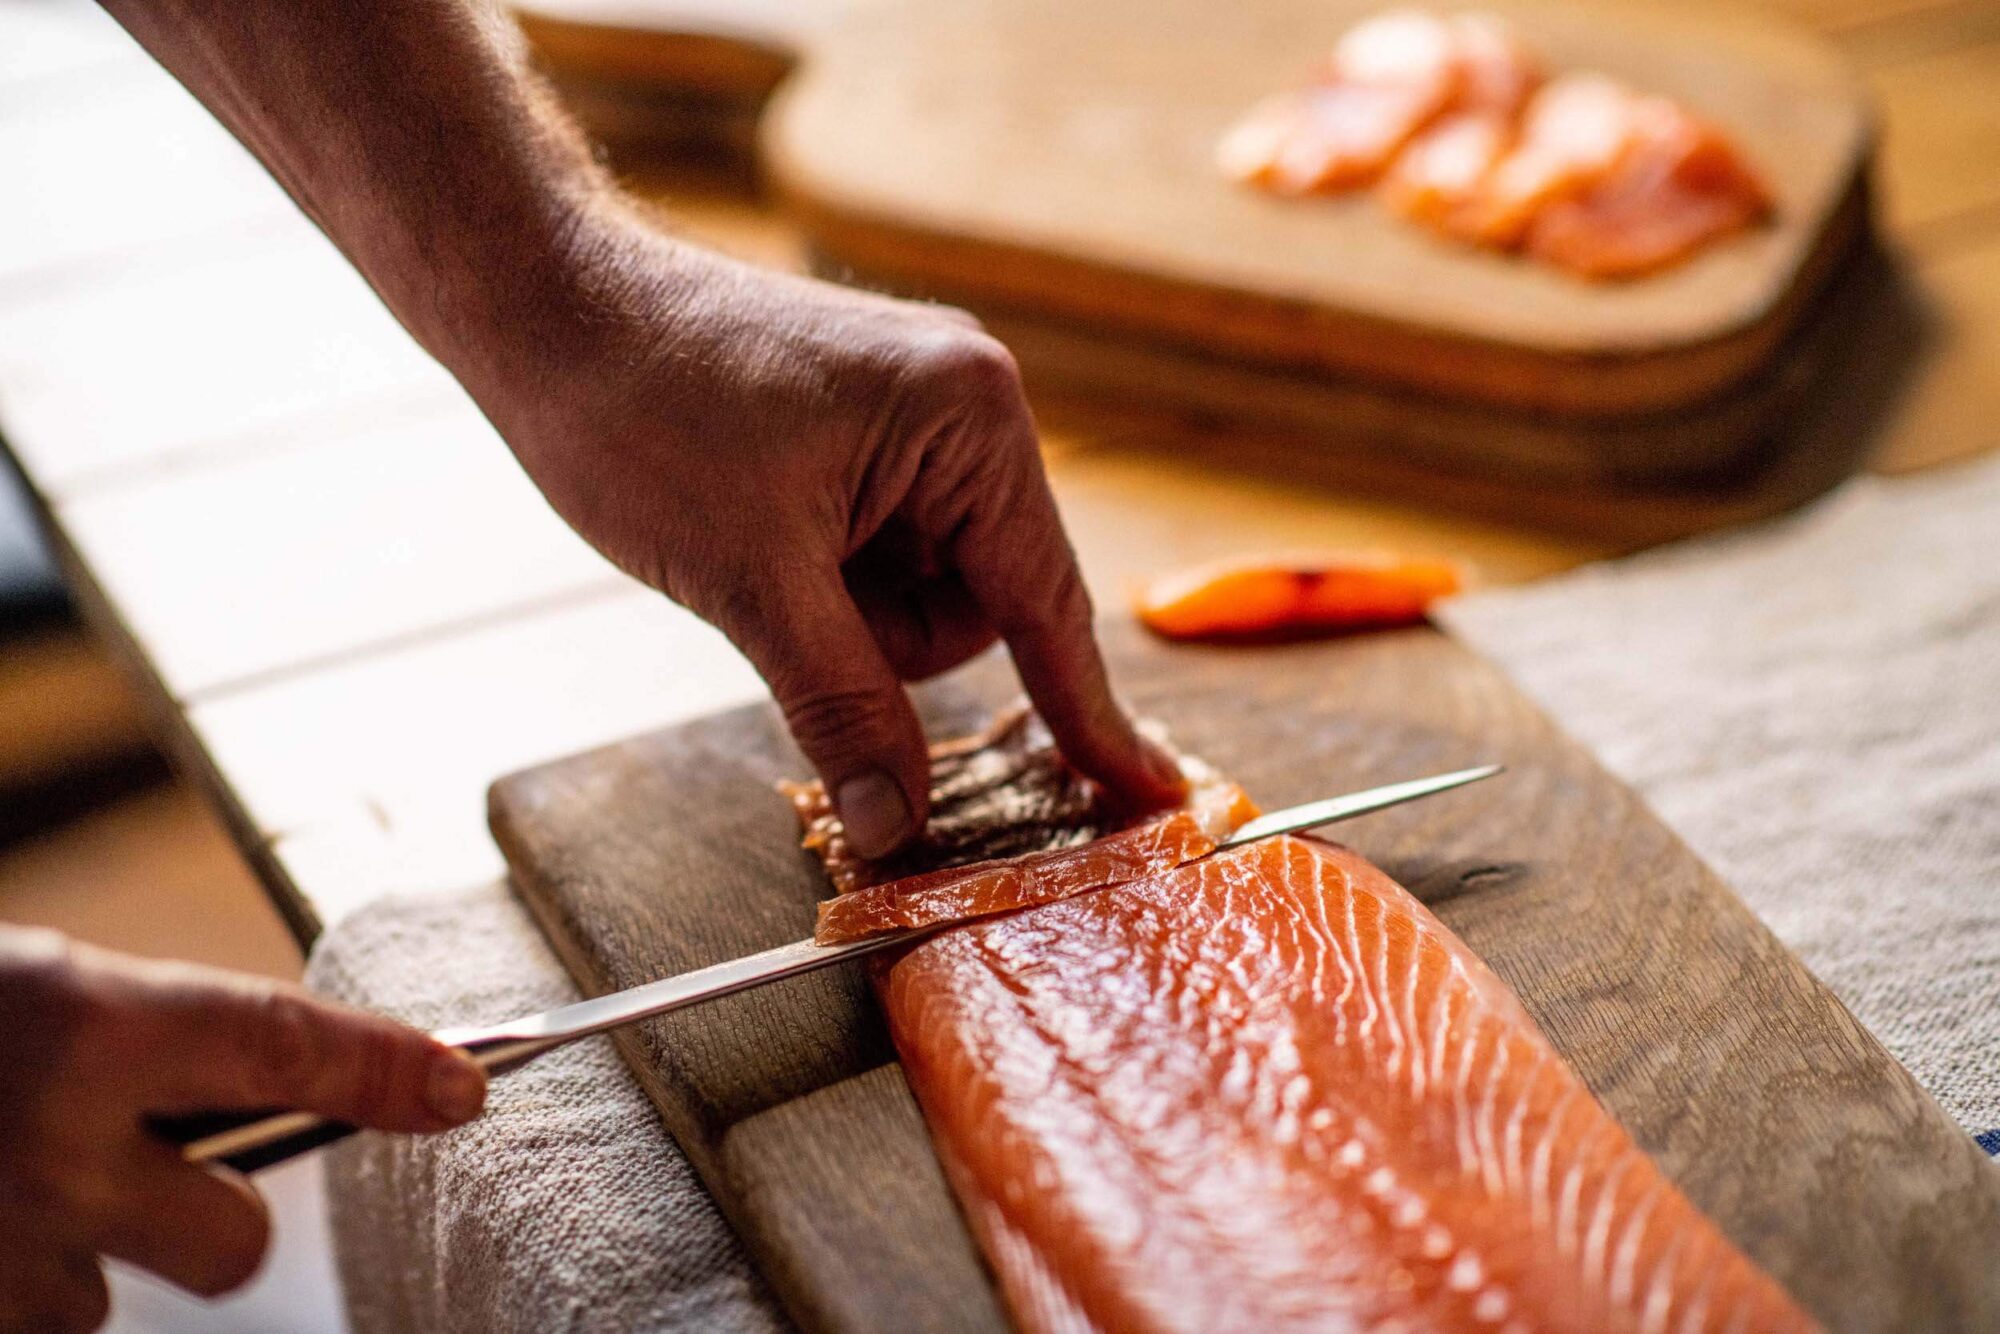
[1,0,1996,940]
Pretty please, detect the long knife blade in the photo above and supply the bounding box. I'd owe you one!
[163,761,1501,1171]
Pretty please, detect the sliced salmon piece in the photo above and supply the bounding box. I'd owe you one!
[804,711,1259,944]
[1443,11,1543,116]
[1219,11,1464,193]
[881,835,1821,1333]
[1383,112,1516,228]
[1525,98,1774,279]
[1135,552,1465,642]
[814,808,1217,944]
[1380,16,1539,229]
[1222,11,1541,195]
[1447,71,1642,247]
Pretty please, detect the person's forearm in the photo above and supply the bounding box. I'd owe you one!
[97,0,647,390]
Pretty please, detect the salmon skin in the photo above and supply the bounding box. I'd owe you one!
[793,706,1258,944]
[788,716,1822,1333]
[782,706,1106,896]
[815,809,1218,945]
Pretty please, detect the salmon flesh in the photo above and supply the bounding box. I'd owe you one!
[787,715,1820,1333]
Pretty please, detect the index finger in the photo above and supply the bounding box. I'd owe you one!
[940,415,1186,809]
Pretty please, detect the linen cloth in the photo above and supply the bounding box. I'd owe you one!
[308,884,784,1334]
[1441,454,2000,1142]
[310,455,2000,1330]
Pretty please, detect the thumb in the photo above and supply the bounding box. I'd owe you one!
[723,566,933,859]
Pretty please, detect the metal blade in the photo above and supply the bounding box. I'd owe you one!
[1219,763,1504,848]
[175,761,1504,1171]
[472,761,1505,1056]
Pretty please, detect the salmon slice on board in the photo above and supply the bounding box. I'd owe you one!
[1220,11,1542,194]
[1524,98,1774,279]
[1441,72,1772,274]
[1445,72,1644,248]
[788,716,1821,1333]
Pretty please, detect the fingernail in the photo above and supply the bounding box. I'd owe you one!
[836,770,914,860]
[425,1051,486,1125]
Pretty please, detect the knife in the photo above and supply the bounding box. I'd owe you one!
[153,763,1501,1173]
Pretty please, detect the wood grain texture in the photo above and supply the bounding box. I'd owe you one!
[764,0,1872,420]
[491,620,2000,1334]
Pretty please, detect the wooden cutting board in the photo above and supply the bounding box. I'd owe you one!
[489,621,2000,1334]
[761,0,1872,421]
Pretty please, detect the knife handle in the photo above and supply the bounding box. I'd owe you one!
[147,1108,356,1174]
[146,1030,553,1174]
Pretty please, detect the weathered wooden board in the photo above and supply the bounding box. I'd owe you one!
[763,0,1872,423]
[490,620,2000,1334]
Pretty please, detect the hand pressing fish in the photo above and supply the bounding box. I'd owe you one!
[789,710,1823,1334]
[1223,9,1774,279]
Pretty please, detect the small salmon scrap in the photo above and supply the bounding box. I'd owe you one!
[789,715,1823,1334]
[1135,552,1465,642]
[781,706,1106,897]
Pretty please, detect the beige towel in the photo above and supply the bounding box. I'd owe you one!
[1442,455,2000,1142]
[310,455,2000,1328]
[308,884,783,1333]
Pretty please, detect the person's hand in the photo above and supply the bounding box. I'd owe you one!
[461,202,1187,856]
[0,927,486,1333]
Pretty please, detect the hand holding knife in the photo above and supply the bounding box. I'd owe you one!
[154,764,1501,1173]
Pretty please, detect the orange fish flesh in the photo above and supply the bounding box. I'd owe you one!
[1135,552,1465,642]
[788,715,1822,1333]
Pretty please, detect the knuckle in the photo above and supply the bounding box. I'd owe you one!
[235,988,329,1093]
[996,553,1093,637]
[779,683,907,759]
[910,329,1023,409]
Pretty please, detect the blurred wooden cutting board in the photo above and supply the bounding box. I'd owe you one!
[488,621,1999,1334]
[521,0,1878,487]
[762,0,1871,420]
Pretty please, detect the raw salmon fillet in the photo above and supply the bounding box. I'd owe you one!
[788,716,1821,1333]
[885,837,1821,1333]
